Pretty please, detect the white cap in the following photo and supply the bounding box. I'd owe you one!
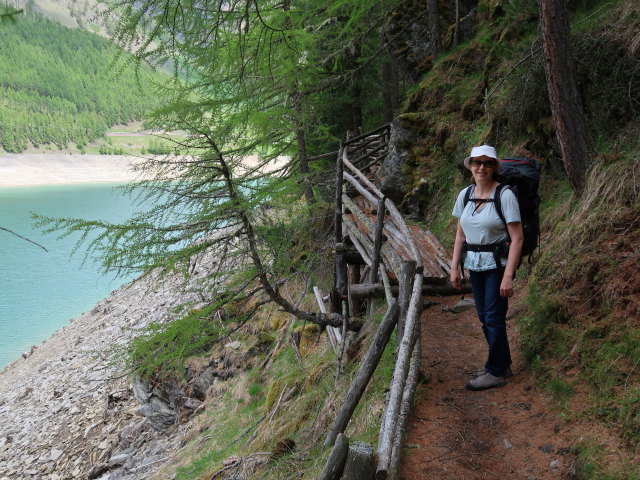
[463,145,500,170]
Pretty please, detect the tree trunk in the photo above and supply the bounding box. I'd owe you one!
[538,0,591,195]
[454,0,460,47]
[295,98,316,205]
[427,0,441,58]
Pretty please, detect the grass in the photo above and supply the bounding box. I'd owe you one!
[145,302,400,480]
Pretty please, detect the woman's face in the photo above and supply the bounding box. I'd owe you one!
[469,155,498,182]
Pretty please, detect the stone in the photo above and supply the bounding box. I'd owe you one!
[108,453,130,466]
[225,341,242,350]
[50,449,64,461]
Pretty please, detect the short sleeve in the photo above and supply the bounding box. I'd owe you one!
[452,188,468,218]
[500,188,521,224]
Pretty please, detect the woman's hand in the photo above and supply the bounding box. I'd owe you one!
[450,269,462,290]
[500,274,514,297]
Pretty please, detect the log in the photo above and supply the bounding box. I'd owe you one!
[342,156,385,199]
[348,264,363,318]
[335,146,344,244]
[342,206,402,276]
[334,243,348,315]
[367,197,386,317]
[382,198,422,269]
[376,274,423,479]
[341,442,375,480]
[389,340,421,478]
[319,433,349,480]
[370,197,386,284]
[397,261,416,347]
[347,282,473,298]
[343,172,379,207]
[342,123,390,146]
[379,267,394,306]
[343,216,401,275]
[346,234,373,267]
[314,286,341,351]
[324,301,399,449]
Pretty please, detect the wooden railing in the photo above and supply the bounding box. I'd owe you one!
[316,124,433,480]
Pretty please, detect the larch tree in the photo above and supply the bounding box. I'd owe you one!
[538,0,592,195]
[40,0,404,332]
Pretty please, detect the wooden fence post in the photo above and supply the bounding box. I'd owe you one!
[324,301,399,449]
[396,260,416,349]
[376,274,423,479]
[368,196,386,317]
[332,145,346,315]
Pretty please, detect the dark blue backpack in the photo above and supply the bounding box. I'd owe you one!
[464,156,541,264]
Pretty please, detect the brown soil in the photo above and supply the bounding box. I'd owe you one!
[399,294,582,480]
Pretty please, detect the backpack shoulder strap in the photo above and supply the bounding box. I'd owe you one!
[463,185,474,208]
[494,183,508,229]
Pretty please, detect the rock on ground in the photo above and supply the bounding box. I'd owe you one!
[0,248,225,480]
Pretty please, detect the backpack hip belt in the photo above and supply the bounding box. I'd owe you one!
[462,241,509,271]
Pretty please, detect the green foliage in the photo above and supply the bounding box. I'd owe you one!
[124,304,224,379]
[0,9,161,152]
[518,285,571,363]
[545,376,574,404]
[572,440,640,480]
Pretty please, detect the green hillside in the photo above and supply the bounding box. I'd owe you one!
[0,9,161,153]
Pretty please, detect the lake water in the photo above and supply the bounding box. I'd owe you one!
[0,183,144,368]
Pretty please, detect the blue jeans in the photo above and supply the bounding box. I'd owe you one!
[469,268,512,377]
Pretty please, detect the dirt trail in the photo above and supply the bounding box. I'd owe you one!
[399,294,578,480]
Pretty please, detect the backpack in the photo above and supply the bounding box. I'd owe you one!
[463,156,541,264]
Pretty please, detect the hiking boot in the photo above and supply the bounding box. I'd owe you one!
[474,366,513,379]
[466,372,507,391]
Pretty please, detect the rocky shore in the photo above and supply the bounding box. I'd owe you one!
[0,250,221,480]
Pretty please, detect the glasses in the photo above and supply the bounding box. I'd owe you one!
[469,159,498,168]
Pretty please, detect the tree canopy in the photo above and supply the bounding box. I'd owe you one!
[40,0,408,328]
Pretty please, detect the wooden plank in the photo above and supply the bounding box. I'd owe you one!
[324,302,399,449]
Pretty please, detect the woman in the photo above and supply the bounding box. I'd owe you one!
[450,145,523,391]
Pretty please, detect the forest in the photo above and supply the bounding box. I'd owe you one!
[0,8,161,153]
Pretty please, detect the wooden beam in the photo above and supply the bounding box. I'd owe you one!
[324,302,399,449]
[348,282,473,298]
[376,274,423,479]
[389,340,421,478]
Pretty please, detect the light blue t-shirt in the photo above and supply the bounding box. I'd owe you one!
[452,185,521,271]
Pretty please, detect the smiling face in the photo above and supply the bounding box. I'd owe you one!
[469,155,498,183]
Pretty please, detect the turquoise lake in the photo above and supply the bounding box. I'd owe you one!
[0,183,143,368]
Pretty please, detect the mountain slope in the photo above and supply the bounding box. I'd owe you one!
[0,9,162,153]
